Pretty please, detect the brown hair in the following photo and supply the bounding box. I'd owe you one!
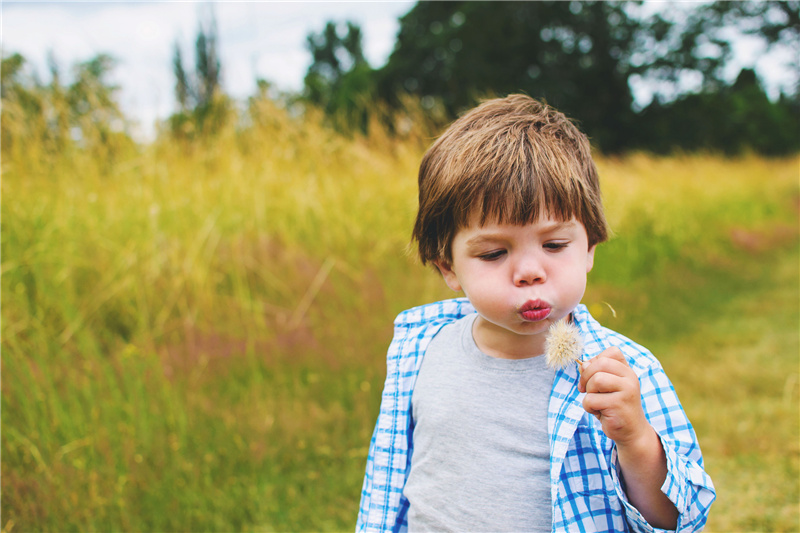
[412,94,609,265]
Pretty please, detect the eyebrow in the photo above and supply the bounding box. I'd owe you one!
[537,220,577,233]
[464,220,577,248]
[464,234,508,247]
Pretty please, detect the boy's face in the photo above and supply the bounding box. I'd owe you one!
[434,215,595,359]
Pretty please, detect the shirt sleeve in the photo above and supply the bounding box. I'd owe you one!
[356,422,379,532]
[610,360,716,532]
[356,326,409,533]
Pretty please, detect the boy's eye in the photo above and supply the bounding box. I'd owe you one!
[478,250,506,261]
[544,242,568,251]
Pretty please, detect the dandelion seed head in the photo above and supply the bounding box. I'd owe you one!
[545,318,584,370]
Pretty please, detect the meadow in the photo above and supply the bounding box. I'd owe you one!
[1,97,798,532]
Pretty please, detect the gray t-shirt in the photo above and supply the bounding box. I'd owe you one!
[404,313,555,532]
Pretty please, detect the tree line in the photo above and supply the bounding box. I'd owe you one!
[2,1,798,156]
[303,1,799,155]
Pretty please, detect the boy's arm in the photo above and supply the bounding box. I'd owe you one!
[579,347,678,529]
[615,424,679,528]
[579,346,716,532]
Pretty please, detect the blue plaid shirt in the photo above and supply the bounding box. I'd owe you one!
[357,298,715,532]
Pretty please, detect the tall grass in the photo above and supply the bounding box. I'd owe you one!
[2,95,798,531]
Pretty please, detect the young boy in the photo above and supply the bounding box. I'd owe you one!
[357,95,715,532]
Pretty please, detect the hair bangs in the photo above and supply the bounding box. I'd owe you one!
[466,142,586,230]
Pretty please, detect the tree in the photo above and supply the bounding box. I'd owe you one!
[636,69,800,155]
[302,21,375,131]
[173,17,221,112]
[2,52,128,149]
[374,1,650,152]
[629,1,799,154]
[67,54,125,134]
[1,53,44,152]
[2,51,135,177]
[169,14,231,138]
[631,1,799,104]
[370,0,798,154]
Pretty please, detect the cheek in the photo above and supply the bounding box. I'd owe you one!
[563,268,589,303]
[458,271,503,306]
[550,259,589,296]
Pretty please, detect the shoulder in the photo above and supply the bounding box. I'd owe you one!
[572,304,662,376]
[393,297,476,328]
[386,298,476,365]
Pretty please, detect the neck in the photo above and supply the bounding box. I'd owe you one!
[471,316,547,360]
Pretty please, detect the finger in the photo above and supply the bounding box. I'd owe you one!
[597,346,628,366]
[579,356,632,390]
[582,393,605,418]
[583,390,631,418]
[584,371,626,394]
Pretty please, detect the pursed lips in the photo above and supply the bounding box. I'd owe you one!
[518,299,552,321]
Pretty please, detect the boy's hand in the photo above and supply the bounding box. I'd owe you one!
[578,346,679,528]
[577,347,649,447]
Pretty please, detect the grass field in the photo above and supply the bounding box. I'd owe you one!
[2,100,798,531]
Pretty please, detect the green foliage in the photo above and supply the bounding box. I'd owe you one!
[340,0,797,155]
[172,18,221,112]
[376,1,643,151]
[168,15,233,140]
[636,69,800,155]
[1,52,135,175]
[302,21,377,133]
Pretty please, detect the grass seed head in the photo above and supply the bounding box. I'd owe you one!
[545,318,584,370]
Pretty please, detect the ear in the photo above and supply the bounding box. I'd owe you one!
[586,245,596,273]
[433,259,463,292]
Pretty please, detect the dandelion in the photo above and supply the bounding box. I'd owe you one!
[545,318,584,370]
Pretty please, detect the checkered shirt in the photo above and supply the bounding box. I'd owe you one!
[357,298,715,532]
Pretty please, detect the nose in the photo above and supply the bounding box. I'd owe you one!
[512,253,546,286]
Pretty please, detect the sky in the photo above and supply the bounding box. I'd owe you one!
[2,1,415,139]
[2,1,797,140]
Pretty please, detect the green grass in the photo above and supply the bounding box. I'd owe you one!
[588,242,799,532]
[2,99,799,531]
[663,245,799,532]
